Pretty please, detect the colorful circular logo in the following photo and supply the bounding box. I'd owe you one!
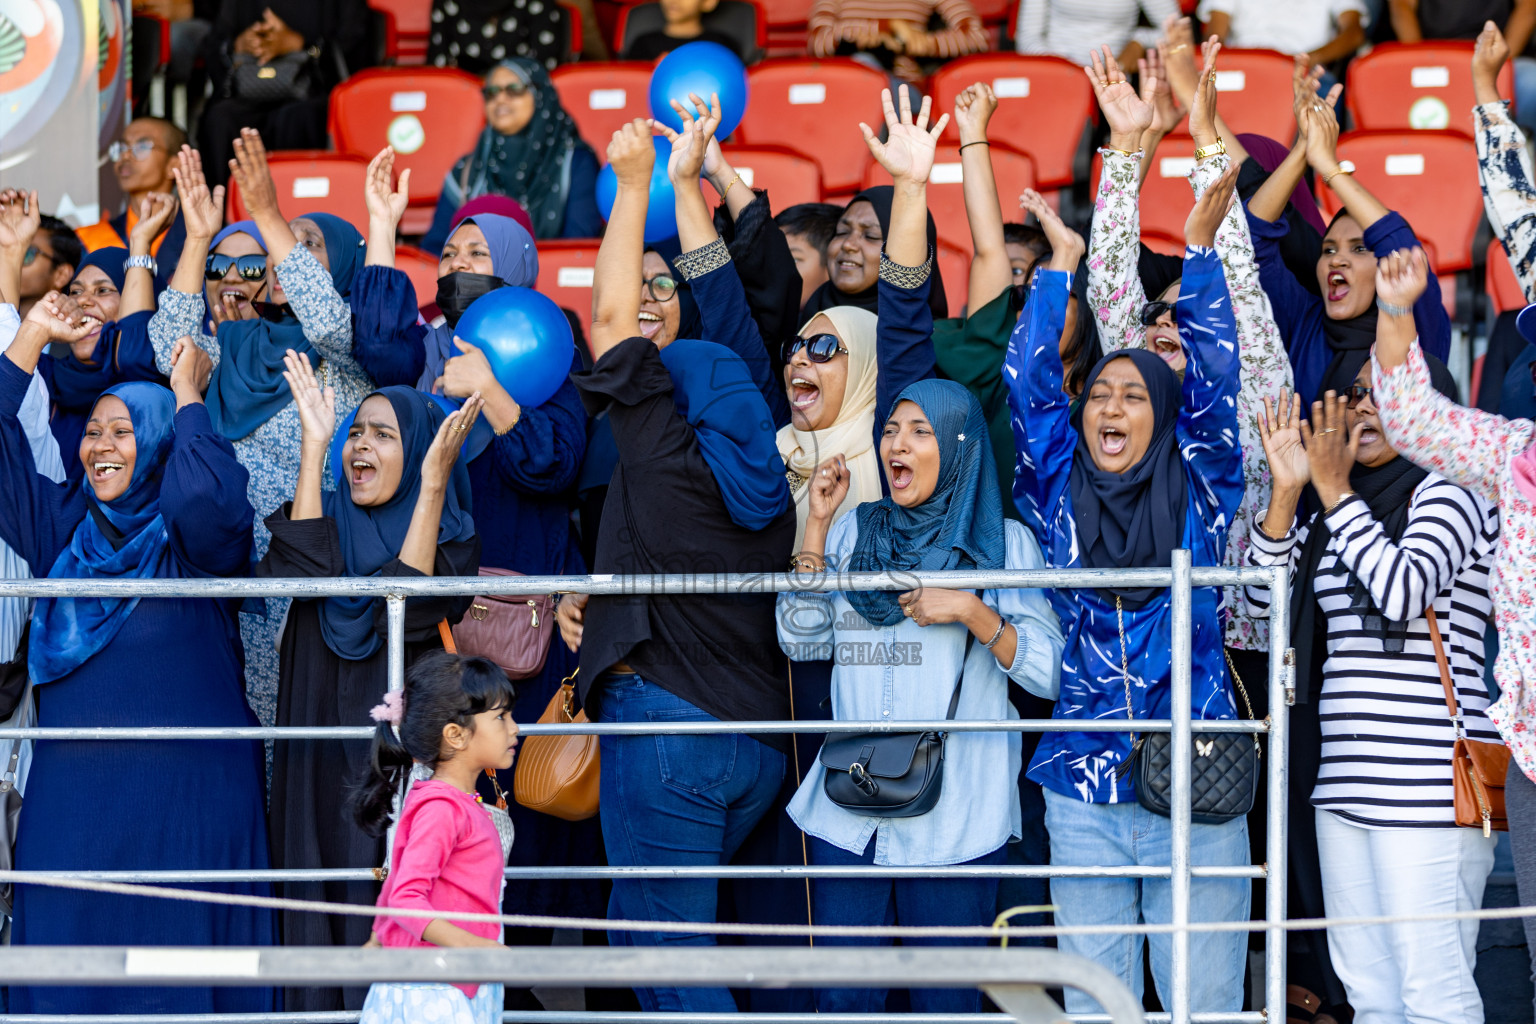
[1408,96,1450,130]
[0,0,81,152]
[387,113,425,154]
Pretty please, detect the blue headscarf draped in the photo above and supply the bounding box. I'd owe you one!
[846,380,1004,627]
[210,219,268,258]
[30,383,179,683]
[419,213,539,390]
[73,246,129,292]
[317,387,477,660]
[205,214,364,439]
[48,248,136,409]
[657,338,789,531]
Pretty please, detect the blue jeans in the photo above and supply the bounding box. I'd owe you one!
[1043,789,1250,1014]
[807,834,1006,1013]
[597,674,786,1013]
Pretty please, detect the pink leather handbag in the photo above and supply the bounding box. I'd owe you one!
[450,568,555,680]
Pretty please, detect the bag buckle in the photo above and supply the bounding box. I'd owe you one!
[527,599,539,629]
[470,603,489,621]
[849,762,878,797]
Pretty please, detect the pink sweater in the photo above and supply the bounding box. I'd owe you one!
[374,780,503,997]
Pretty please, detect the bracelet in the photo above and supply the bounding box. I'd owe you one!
[788,554,827,573]
[958,140,989,152]
[1194,139,1227,161]
[1376,297,1413,317]
[1101,146,1140,157]
[1321,163,1353,186]
[720,173,745,201]
[1323,491,1357,516]
[982,614,1007,650]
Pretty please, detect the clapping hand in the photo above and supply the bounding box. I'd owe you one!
[172,146,225,241]
[1085,45,1154,151]
[130,191,179,254]
[1257,391,1309,494]
[1020,189,1085,271]
[1376,246,1429,311]
[421,392,485,493]
[1140,45,1187,136]
[281,349,335,449]
[607,118,657,188]
[1301,80,1343,173]
[805,454,850,523]
[1302,391,1358,508]
[364,147,412,232]
[656,92,721,184]
[1290,55,1328,143]
[861,87,949,186]
[229,129,279,218]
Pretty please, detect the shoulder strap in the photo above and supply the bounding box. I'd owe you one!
[1425,606,1463,739]
[944,598,984,721]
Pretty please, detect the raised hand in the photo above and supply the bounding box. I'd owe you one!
[1186,36,1221,149]
[1376,246,1429,311]
[1020,188,1084,271]
[1141,46,1187,136]
[168,337,214,402]
[1086,45,1154,150]
[1290,55,1324,143]
[229,129,280,218]
[1474,21,1510,104]
[1258,391,1309,493]
[860,87,950,186]
[1159,14,1200,106]
[1302,94,1342,174]
[1185,163,1238,248]
[806,454,850,524]
[952,82,998,144]
[281,349,336,448]
[656,92,721,184]
[1302,391,1359,508]
[23,291,95,344]
[129,191,179,253]
[422,392,485,493]
[607,118,656,189]
[0,189,41,253]
[364,147,412,231]
[173,146,225,241]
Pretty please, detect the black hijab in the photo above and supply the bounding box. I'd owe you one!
[1318,208,1381,357]
[1287,348,1461,703]
[1070,349,1188,608]
[800,186,948,321]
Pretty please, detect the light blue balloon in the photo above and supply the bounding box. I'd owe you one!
[648,41,749,138]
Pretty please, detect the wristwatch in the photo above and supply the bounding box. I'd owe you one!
[1194,139,1227,161]
[124,254,157,275]
[1322,160,1356,187]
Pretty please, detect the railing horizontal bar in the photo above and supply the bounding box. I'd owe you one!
[1,864,1264,882]
[0,1016,1264,1024]
[0,566,1272,600]
[0,719,1268,740]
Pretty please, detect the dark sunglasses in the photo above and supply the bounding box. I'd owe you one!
[1139,300,1175,327]
[482,81,531,100]
[22,245,52,267]
[643,274,677,302]
[205,252,268,282]
[781,333,848,364]
[1343,383,1374,408]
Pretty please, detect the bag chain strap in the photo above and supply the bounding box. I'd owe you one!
[1115,596,1139,779]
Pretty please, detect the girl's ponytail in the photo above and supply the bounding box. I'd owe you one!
[351,720,414,837]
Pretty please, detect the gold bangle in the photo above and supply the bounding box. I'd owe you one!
[1323,491,1356,516]
[720,173,745,200]
[1102,146,1139,157]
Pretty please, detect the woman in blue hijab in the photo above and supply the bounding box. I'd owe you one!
[0,315,274,1013]
[258,355,482,1012]
[778,379,1063,1015]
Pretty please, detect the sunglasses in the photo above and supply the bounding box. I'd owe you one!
[1139,300,1175,327]
[642,274,677,302]
[1343,383,1374,408]
[22,245,52,268]
[108,138,159,162]
[482,81,531,100]
[781,333,848,364]
[204,252,268,282]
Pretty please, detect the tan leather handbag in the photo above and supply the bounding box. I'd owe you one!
[1427,608,1509,836]
[513,668,600,820]
[451,568,556,680]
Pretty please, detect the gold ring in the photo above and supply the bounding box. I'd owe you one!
[1319,428,1337,434]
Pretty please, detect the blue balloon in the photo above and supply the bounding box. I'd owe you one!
[649,41,748,139]
[595,137,679,243]
[455,285,575,409]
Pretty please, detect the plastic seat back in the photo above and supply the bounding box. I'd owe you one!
[720,144,823,208]
[1165,48,1296,142]
[550,62,656,159]
[1347,41,1514,134]
[737,58,887,193]
[536,239,603,338]
[226,151,371,232]
[367,0,431,62]
[863,142,1035,256]
[1488,239,1530,313]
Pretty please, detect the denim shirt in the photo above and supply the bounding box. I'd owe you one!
[1007,255,1244,805]
[778,518,1064,866]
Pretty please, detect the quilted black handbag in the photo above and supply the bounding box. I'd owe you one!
[820,635,974,818]
[227,50,320,104]
[1112,597,1259,825]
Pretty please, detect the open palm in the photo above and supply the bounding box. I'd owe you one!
[1259,392,1309,492]
[1086,46,1153,138]
[862,88,948,185]
[282,350,335,445]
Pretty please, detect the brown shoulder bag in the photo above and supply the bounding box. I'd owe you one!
[1427,607,1509,836]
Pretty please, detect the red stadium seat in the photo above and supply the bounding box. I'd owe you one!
[760,0,815,54]
[936,239,971,317]
[537,239,602,342]
[1089,138,1201,242]
[550,63,654,159]
[1163,48,1297,143]
[862,142,1036,257]
[1346,42,1515,135]
[368,0,431,63]
[1140,231,1185,258]
[328,68,485,236]
[927,54,1094,190]
[396,244,442,310]
[226,151,371,232]
[737,58,887,194]
[719,144,823,208]
[1318,130,1481,274]
[1488,239,1530,313]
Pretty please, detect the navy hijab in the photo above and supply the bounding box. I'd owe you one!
[847,380,1004,627]
[205,213,364,440]
[419,213,539,390]
[657,338,789,531]
[1069,349,1188,609]
[30,383,179,683]
[800,186,948,321]
[318,387,477,660]
[49,248,133,408]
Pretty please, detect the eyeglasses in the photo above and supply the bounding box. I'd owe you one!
[781,333,848,364]
[1343,384,1375,408]
[642,274,677,302]
[1139,300,1175,327]
[22,245,53,268]
[482,81,531,100]
[204,252,268,282]
[108,138,160,162]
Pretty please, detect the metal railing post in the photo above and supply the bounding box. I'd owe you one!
[386,595,405,694]
[1264,566,1291,1024]
[1169,549,1193,1024]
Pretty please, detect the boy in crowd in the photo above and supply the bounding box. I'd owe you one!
[776,202,841,310]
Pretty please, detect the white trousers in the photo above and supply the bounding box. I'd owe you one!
[1315,809,1496,1024]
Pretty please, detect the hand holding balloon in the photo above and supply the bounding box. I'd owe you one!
[442,337,522,433]
[649,41,748,139]
[452,286,574,410]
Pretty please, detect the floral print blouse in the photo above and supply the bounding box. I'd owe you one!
[1086,149,1292,653]
[1374,341,1536,784]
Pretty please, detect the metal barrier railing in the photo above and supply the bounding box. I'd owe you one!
[0,552,1293,1024]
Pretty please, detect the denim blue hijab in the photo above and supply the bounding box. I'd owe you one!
[419,213,539,390]
[317,387,477,660]
[658,338,789,531]
[30,382,179,683]
[206,213,364,439]
[847,380,1004,627]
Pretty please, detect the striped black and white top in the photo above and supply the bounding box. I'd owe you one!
[1245,474,1501,828]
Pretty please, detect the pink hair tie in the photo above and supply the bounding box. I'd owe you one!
[369,690,404,725]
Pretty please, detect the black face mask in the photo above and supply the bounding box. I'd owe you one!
[436,272,505,327]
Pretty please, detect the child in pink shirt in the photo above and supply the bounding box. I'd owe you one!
[351,650,520,1024]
